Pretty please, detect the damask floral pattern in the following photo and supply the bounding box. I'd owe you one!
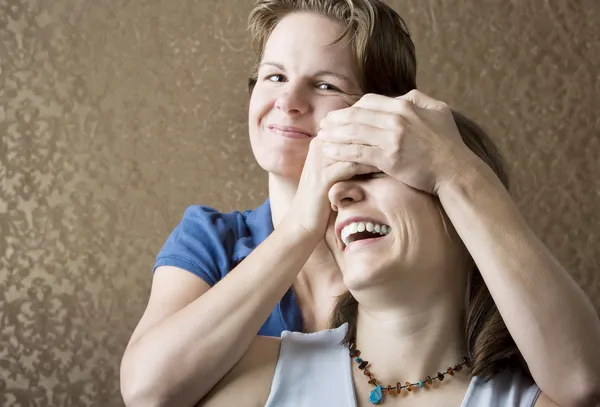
[0,1,598,406]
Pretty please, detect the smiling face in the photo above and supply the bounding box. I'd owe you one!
[327,173,471,293]
[248,12,362,180]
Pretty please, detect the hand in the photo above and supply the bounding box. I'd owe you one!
[288,137,378,238]
[318,90,476,195]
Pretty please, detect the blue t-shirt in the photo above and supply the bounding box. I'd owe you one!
[154,199,302,336]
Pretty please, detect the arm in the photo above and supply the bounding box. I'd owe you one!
[200,336,280,407]
[120,142,376,407]
[438,159,600,407]
[535,392,561,407]
[317,90,600,407]
[120,219,319,407]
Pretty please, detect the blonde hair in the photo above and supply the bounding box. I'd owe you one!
[248,0,416,95]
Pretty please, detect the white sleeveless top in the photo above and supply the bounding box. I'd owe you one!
[264,324,540,407]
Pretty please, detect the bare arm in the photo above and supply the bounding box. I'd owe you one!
[438,160,600,407]
[535,392,562,407]
[316,89,600,406]
[120,138,377,407]
[200,336,280,407]
[120,219,320,407]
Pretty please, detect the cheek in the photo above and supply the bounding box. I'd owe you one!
[314,99,351,121]
[248,87,276,125]
[387,193,444,245]
[413,202,461,261]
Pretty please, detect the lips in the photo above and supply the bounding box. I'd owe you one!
[268,124,313,139]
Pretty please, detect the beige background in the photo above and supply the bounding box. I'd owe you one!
[1,0,599,405]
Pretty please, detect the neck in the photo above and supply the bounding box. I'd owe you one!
[352,288,468,384]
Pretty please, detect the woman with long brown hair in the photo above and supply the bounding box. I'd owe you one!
[201,106,567,406]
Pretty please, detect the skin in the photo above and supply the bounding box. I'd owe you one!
[202,169,561,407]
[318,91,600,406]
[122,11,600,407]
[121,12,373,407]
[248,11,367,332]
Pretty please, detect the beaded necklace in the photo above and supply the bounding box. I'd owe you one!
[349,341,471,405]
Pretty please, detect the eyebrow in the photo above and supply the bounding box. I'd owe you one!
[260,61,354,83]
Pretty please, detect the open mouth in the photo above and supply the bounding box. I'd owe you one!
[340,221,391,248]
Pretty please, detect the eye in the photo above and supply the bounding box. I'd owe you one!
[352,172,386,181]
[266,74,286,83]
[317,83,342,92]
[367,172,386,179]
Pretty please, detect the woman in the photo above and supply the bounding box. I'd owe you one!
[200,111,560,407]
[120,1,600,407]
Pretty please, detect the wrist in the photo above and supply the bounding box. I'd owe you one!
[277,214,324,247]
[436,152,500,200]
[438,163,511,219]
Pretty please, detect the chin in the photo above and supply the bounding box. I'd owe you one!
[253,148,307,180]
[341,259,397,291]
[250,127,310,176]
[256,158,303,179]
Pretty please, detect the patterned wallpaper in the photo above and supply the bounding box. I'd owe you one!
[0,1,598,405]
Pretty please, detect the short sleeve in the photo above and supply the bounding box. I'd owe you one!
[153,205,241,286]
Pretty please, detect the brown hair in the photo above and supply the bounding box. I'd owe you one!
[247,0,416,96]
[329,111,530,380]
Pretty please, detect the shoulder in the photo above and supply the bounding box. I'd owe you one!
[467,369,541,407]
[173,199,271,242]
[160,204,245,253]
[179,204,246,237]
[202,325,351,407]
[154,205,240,283]
[201,336,281,407]
[279,323,349,350]
[154,200,272,284]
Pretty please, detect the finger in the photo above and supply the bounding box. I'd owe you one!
[396,89,447,111]
[327,160,380,182]
[322,142,382,170]
[320,106,403,131]
[321,95,420,130]
[318,123,393,147]
[354,93,422,117]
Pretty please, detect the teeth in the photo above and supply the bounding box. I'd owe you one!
[340,221,391,246]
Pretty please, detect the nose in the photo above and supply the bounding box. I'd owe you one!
[275,84,309,116]
[329,180,365,212]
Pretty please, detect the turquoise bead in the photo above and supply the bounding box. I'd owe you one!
[369,386,383,404]
[418,380,424,388]
[355,357,362,363]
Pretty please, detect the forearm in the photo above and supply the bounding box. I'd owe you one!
[438,160,600,407]
[122,218,319,407]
